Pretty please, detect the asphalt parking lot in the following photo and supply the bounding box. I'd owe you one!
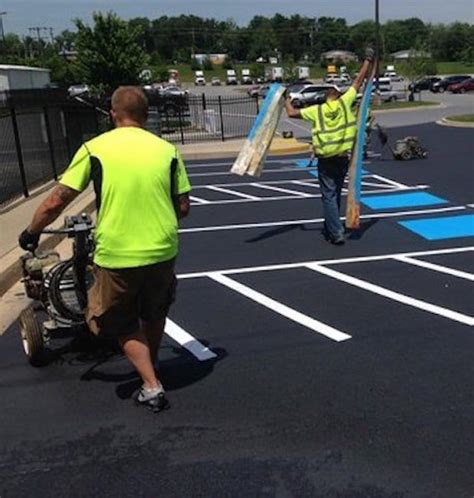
[0,122,473,497]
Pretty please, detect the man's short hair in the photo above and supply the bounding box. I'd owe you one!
[111,86,148,123]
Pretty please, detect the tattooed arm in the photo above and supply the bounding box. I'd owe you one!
[28,184,80,234]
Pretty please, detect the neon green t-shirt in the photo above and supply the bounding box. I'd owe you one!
[60,127,191,269]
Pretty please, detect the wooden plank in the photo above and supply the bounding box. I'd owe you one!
[231,84,286,178]
[345,64,377,229]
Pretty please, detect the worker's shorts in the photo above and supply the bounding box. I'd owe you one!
[86,258,176,338]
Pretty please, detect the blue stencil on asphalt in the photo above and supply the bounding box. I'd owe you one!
[361,192,448,210]
[399,214,474,240]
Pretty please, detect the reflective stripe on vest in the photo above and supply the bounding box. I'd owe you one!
[312,98,357,157]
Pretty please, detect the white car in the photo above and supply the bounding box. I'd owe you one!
[384,71,403,82]
[289,84,339,108]
[68,84,90,97]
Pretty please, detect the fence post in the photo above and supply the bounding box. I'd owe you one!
[10,107,29,198]
[255,95,260,114]
[178,103,185,145]
[218,95,225,141]
[202,93,206,110]
[43,106,58,181]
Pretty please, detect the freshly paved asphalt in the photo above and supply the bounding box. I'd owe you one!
[1,123,473,498]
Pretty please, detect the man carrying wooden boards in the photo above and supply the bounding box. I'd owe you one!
[285,48,374,245]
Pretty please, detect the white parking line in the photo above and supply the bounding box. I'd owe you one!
[370,174,410,190]
[394,256,474,281]
[188,185,430,206]
[250,182,312,198]
[208,273,351,342]
[306,263,474,326]
[178,246,474,279]
[206,185,260,200]
[180,205,467,234]
[187,167,318,178]
[165,319,217,361]
[189,195,211,204]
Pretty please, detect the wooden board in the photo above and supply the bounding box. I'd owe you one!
[231,84,286,178]
[345,64,377,229]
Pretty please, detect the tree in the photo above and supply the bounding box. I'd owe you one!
[399,45,437,100]
[349,20,376,57]
[75,12,149,93]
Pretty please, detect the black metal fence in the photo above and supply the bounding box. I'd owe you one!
[0,89,259,207]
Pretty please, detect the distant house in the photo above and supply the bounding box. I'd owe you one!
[391,49,432,60]
[321,50,358,63]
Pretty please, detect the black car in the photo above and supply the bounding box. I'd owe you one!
[431,75,470,93]
[408,77,441,93]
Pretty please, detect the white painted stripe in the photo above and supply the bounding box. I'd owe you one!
[206,185,260,200]
[178,246,474,280]
[187,185,431,207]
[189,195,211,205]
[394,256,474,281]
[250,182,312,198]
[306,263,474,326]
[186,158,298,169]
[194,178,318,189]
[370,174,409,189]
[179,205,467,234]
[291,180,320,188]
[188,167,318,178]
[208,273,351,342]
[165,319,217,361]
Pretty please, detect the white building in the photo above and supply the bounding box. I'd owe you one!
[321,50,358,63]
[0,65,51,91]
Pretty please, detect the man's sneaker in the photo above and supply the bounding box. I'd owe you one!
[134,388,170,413]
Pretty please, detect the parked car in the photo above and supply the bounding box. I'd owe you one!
[160,85,188,97]
[247,84,270,98]
[211,77,222,86]
[383,71,403,82]
[431,75,470,93]
[68,84,90,97]
[448,77,474,93]
[408,77,441,93]
[289,84,338,108]
[356,88,406,103]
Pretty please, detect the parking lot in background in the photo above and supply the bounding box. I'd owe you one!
[1,122,473,497]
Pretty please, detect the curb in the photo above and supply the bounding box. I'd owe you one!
[436,117,474,129]
[373,103,443,114]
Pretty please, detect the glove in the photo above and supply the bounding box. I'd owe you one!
[365,47,375,62]
[19,229,40,251]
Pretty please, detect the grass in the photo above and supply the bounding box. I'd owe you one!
[372,101,439,110]
[445,114,474,122]
[436,62,474,75]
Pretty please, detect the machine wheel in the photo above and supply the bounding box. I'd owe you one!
[19,307,44,365]
[400,149,412,161]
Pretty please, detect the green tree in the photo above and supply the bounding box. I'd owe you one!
[75,12,149,93]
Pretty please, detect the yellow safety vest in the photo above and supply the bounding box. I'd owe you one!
[311,98,357,158]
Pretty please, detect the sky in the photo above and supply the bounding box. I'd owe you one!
[1,0,473,37]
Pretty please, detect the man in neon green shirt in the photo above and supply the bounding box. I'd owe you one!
[19,86,191,413]
[285,51,374,245]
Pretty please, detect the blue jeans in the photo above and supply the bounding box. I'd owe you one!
[318,156,349,240]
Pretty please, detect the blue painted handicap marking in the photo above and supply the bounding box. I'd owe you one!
[399,214,474,240]
[361,192,448,210]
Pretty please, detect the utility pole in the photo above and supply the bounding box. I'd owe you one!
[375,0,380,92]
[0,11,7,43]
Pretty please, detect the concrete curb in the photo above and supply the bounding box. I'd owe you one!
[436,117,474,129]
[0,195,96,297]
[373,103,443,114]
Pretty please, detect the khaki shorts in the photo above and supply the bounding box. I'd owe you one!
[86,258,176,338]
